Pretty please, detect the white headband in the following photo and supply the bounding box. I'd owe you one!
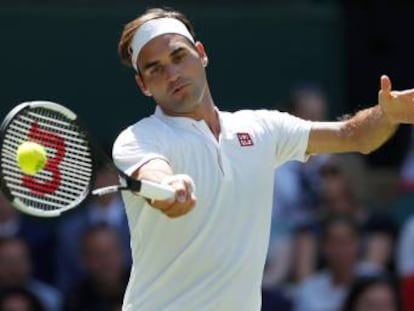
[130,17,195,71]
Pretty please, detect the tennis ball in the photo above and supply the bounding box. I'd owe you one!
[16,141,47,175]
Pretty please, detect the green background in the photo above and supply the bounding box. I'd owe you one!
[0,3,344,146]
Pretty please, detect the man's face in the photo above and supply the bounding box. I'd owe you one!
[83,229,124,283]
[136,34,209,115]
[323,223,358,271]
[0,241,31,286]
[355,284,396,311]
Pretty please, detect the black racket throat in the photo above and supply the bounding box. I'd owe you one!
[92,173,143,196]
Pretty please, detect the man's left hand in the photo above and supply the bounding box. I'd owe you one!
[379,75,414,124]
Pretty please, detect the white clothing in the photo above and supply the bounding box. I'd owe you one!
[294,271,348,311]
[113,107,311,311]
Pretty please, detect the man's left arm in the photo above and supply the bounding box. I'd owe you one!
[307,75,414,155]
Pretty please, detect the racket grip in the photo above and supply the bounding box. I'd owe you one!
[138,180,176,201]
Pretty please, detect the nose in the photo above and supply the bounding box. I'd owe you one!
[165,63,180,82]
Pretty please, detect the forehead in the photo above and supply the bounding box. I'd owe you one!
[137,34,193,63]
[326,222,356,237]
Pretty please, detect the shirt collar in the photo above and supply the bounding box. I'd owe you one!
[154,105,212,125]
[153,106,227,138]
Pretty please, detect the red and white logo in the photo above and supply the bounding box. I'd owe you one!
[237,132,254,147]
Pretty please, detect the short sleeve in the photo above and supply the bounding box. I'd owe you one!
[255,110,312,167]
[112,123,168,176]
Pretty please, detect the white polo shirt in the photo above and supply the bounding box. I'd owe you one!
[113,107,311,311]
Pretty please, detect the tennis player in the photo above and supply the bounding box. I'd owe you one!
[113,7,414,311]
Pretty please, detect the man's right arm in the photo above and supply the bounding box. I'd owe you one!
[132,158,196,218]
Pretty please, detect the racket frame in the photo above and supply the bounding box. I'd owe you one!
[0,101,96,217]
[0,100,176,217]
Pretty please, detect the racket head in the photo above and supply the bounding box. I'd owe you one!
[0,101,97,217]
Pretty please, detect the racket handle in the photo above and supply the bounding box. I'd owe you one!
[138,179,176,201]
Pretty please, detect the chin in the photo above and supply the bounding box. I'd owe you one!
[171,100,198,113]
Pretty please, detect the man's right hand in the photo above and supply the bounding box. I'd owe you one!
[133,159,196,218]
[150,174,196,218]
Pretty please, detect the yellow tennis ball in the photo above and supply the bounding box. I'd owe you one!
[16,141,47,175]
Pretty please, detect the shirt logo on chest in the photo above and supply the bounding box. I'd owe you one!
[236,132,254,147]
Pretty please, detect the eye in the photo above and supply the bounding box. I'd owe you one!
[149,64,163,76]
[172,51,186,64]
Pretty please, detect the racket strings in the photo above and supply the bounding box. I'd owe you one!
[1,107,93,211]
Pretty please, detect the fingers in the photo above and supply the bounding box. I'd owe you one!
[174,175,195,203]
[380,74,392,94]
[379,74,394,110]
[149,174,196,218]
[162,195,196,218]
[378,74,414,124]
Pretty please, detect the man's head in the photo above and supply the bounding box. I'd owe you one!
[287,85,327,121]
[0,237,31,287]
[322,216,360,274]
[118,8,210,115]
[80,224,125,284]
[0,193,18,223]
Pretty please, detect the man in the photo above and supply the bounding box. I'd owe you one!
[113,7,414,311]
[0,237,62,311]
[63,224,129,311]
[56,166,130,293]
[294,216,360,311]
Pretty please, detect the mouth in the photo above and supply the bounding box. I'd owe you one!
[171,83,190,95]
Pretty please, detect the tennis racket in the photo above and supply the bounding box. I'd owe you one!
[0,100,175,217]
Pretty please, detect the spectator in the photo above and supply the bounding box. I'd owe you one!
[63,224,129,311]
[273,84,329,228]
[396,215,414,311]
[341,275,400,311]
[0,237,61,311]
[266,85,329,289]
[294,216,359,311]
[399,127,414,192]
[291,154,396,284]
[392,127,414,228]
[0,287,46,311]
[0,194,56,284]
[56,165,131,293]
[318,154,396,273]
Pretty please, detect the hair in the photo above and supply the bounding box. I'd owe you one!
[341,275,401,311]
[80,223,121,255]
[321,215,360,242]
[0,236,29,254]
[287,83,325,112]
[319,153,369,204]
[118,7,196,68]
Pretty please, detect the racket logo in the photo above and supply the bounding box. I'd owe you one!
[236,132,254,147]
[22,121,65,196]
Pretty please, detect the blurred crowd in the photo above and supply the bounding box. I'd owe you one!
[0,166,129,311]
[0,87,413,311]
[263,85,414,311]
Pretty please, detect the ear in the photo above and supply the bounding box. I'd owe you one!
[135,74,152,97]
[195,41,209,67]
